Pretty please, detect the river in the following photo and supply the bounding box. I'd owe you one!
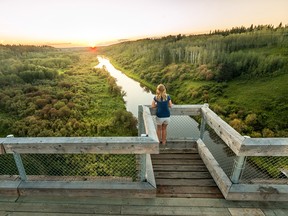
[95,56,154,117]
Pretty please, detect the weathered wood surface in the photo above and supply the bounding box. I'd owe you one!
[227,184,288,202]
[0,142,5,155]
[149,104,203,116]
[0,181,20,196]
[197,139,232,198]
[18,181,155,198]
[201,106,244,155]
[151,141,223,199]
[201,106,288,156]
[2,196,287,216]
[197,139,288,202]
[142,105,159,142]
[145,154,156,188]
[2,137,158,154]
[240,137,288,156]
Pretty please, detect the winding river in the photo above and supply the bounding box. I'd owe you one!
[95,56,154,117]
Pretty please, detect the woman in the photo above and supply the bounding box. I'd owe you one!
[152,84,173,145]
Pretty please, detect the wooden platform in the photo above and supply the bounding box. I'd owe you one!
[152,140,223,198]
[1,196,288,215]
[1,140,288,215]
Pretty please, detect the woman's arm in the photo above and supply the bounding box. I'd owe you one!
[152,99,157,108]
[168,100,173,108]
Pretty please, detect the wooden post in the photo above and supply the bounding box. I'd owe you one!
[200,103,208,139]
[13,152,27,181]
[138,105,145,136]
[139,154,147,182]
[230,156,246,183]
[6,135,27,181]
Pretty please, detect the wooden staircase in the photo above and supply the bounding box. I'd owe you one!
[151,140,223,198]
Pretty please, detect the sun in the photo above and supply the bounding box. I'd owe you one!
[88,41,97,48]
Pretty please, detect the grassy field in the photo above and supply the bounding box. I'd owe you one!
[217,73,288,112]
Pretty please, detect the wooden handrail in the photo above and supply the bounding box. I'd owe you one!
[1,137,158,154]
[201,106,288,156]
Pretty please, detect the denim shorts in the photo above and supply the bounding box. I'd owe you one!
[155,117,170,125]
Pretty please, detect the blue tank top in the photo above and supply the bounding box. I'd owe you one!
[154,95,171,118]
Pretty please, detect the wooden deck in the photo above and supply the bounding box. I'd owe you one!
[1,195,288,215]
[1,140,288,215]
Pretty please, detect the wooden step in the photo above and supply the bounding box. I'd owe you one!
[151,147,223,199]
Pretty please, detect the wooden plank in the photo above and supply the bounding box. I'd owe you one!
[156,193,222,199]
[0,202,122,215]
[157,185,222,194]
[138,105,145,135]
[157,193,224,198]
[201,106,244,155]
[142,105,158,142]
[262,209,288,216]
[145,154,156,188]
[227,184,288,201]
[154,171,212,179]
[149,104,203,116]
[0,181,21,196]
[122,205,231,216]
[197,139,232,198]
[250,179,288,185]
[159,148,198,154]
[0,196,19,202]
[0,175,19,181]
[159,140,198,149]
[2,137,158,154]
[156,179,217,186]
[13,195,288,208]
[18,181,156,198]
[153,165,208,172]
[152,159,205,165]
[228,208,265,216]
[240,138,288,156]
[0,213,121,216]
[151,153,200,159]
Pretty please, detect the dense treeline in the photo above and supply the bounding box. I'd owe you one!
[98,24,288,137]
[0,45,137,137]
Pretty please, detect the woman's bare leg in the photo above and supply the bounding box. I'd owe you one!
[162,124,168,144]
[157,125,162,143]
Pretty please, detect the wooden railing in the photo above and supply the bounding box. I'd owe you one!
[0,106,158,198]
[1,104,288,201]
[198,104,288,201]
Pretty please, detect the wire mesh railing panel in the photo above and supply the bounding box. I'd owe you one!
[19,154,139,182]
[240,156,288,184]
[202,123,288,184]
[0,154,18,177]
[152,115,200,140]
[202,124,236,178]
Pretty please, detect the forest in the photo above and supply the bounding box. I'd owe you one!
[0,45,138,138]
[0,45,139,178]
[98,24,288,138]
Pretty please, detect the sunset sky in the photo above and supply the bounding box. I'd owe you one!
[1,0,288,47]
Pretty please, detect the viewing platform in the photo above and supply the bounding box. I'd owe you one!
[1,104,288,215]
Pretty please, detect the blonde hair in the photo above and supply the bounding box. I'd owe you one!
[156,84,168,101]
